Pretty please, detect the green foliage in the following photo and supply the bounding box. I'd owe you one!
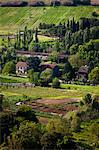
[89,67,99,84]
[27,57,41,71]
[30,72,39,85]
[16,105,38,123]
[40,132,62,150]
[52,77,60,88]
[28,69,39,85]
[0,111,14,144]
[48,51,59,62]
[8,122,41,150]
[71,116,81,132]
[69,44,78,55]
[69,53,86,69]
[83,94,92,105]
[2,61,16,75]
[46,119,71,135]
[78,39,99,70]
[40,68,52,86]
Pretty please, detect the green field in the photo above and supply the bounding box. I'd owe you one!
[0,84,99,99]
[0,6,99,34]
[0,75,29,83]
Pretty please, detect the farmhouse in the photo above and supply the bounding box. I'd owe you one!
[16,50,67,62]
[40,63,60,77]
[91,0,99,5]
[16,61,28,75]
[76,65,88,81]
[16,51,49,60]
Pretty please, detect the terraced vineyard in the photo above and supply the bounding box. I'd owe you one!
[0,6,99,34]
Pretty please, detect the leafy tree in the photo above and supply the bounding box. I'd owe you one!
[48,51,59,63]
[35,28,38,43]
[40,68,52,86]
[27,57,41,71]
[63,60,73,74]
[92,96,99,110]
[28,69,34,78]
[0,111,14,144]
[2,61,16,75]
[8,122,41,150]
[52,77,60,88]
[71,116,81,132]
[28,69,39,85]
[16,105,38,123]
[89,123,99,147]
[69,44,78,55]
[46,119,71,135]
[92,11,98,17]
[40,132,62,150]
[83,28,90,43]
[89,67,99,84]
[29,71,39,85]
[83,94,92,105]
[62,72,72,82]
[69,53,86,69]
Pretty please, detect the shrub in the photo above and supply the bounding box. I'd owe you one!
[2,61,16,75]
[52,77,60,88]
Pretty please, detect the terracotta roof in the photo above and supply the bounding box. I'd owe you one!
[16,61,28,67]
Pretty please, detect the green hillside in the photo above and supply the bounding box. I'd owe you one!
[0,6,99,34]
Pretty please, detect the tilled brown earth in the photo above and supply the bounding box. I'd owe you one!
[26,98,79,116]
[37,98,79,105]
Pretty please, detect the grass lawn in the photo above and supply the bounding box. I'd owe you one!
[38,35,56,41]
[0,74,29,83]
[0,6,99,34]
[0,83,99,99]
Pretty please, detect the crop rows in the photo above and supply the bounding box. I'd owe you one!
[0,6,99,34]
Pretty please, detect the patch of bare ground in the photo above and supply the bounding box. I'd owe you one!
[37,98,79,105]
[26,98,79,116]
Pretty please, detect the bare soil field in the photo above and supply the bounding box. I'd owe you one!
[37,98,79,105]
[26,97,79,116]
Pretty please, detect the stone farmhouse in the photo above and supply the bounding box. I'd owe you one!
[16,61,28,75]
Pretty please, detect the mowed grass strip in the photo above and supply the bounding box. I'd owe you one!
[0,75,29,83]
[0,6,99,34]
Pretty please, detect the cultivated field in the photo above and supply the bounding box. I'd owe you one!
[0,6,99,34]
[0,84,98,115]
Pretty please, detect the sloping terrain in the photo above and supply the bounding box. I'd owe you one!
[0,6,99,34]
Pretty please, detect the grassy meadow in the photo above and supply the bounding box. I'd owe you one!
[0,75,29,83]
[0,84,99,100]
[0,6,99,34]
